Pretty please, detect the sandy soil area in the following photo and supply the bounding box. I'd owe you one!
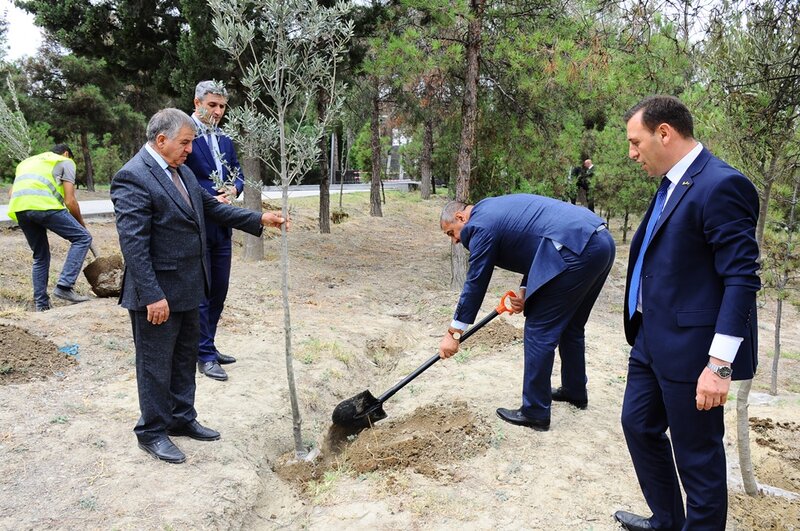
[0,190,798,530]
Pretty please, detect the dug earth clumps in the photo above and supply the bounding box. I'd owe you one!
[274,402,492,487]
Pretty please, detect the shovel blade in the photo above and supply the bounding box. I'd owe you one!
[331,390,388,430]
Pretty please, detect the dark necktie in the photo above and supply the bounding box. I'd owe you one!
[628,177,670,318]
[168,166,193,210]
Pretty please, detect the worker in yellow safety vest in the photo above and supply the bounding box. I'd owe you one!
[8,144,93,311]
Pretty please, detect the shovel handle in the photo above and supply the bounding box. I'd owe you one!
[375,292,512,403]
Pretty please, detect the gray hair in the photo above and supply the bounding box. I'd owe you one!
[195,80,229,101]
[146,108,195,142]
[440,200,469,224]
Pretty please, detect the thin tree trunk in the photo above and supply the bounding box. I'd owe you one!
[80,131,95,191]
[450,0,484,291]
[737,379,759,496]
[420,117,433,200]
[278,116,304,457]
[242,157,264,261]
[622,208,630,244]
[318,92,331,234]
[370,75,383,217]
[771,297,782,395]
[771,176,798,395]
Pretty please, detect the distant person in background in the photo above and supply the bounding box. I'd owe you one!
[185,80,246,382]
[438,194,615,431]
[577,159,595,212]
[7,144,93,311]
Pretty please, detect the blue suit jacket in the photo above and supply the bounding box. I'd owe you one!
[623,147,760,381]
[111,147,263,312]
[455,194,605,324]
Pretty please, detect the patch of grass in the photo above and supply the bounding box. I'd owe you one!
[453,348,473,364]
[781,351,800,361]
[50,415,69,424]
[79,496,98,511]
[307,468,348,503]
[296,339,352,366]
[490,425,507,448]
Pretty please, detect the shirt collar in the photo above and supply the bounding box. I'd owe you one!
[144,142,170,172]
[665,142,703,186]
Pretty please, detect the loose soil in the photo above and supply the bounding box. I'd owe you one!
[0,190,798,530]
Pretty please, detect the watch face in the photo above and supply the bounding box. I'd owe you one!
[717,366,732,378]
[452,333,462,340]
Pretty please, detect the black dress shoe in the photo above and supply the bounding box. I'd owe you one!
[613,511,654,530]
[168,419,221,441]
[216,352,237,365]
[496,407,550,431]
[551,387,588,409]
[138,437,186,464]
[198,360,228,381]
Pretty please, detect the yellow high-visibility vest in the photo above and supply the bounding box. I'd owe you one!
[7,152,70,222]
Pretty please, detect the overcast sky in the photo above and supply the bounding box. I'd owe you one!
[2,0,43,60]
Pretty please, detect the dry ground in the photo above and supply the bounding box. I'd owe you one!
[0,189,798,530]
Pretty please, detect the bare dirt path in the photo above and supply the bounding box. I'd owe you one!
[0,191,798,530]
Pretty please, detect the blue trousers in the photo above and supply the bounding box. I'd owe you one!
[198,222,233,362]
[621,325,727,531]
[16,209,92,309]
[520,228,615,420]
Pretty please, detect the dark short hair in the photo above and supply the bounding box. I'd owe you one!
[623,95,694,139]
[51,144,74,158]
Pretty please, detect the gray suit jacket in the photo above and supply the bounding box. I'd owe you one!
[111,147,263,312]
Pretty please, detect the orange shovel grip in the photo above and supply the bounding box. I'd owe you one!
[495,290,518,314]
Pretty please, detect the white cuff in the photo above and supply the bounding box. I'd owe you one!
[708,333,744,363]
[450,319,469,331]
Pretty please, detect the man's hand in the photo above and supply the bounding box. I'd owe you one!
[146,298,170,325]
[696,364,731,410]
[439,331,460,359]
[214,193,231,204]
[508,289,525,314]
[262,211,289,229]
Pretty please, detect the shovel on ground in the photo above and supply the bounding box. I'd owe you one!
[331,291,516,430]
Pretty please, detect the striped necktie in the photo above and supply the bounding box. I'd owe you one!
[168,166,193,210]
[628,177,670,318]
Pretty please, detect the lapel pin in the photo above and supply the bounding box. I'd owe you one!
[681,181,690,186]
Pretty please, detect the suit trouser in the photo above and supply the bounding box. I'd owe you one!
[520,228,615,420]
[130,308,199,443]
[198,222,233,362]
[621,325,727,531]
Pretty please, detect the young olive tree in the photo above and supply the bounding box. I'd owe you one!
[209,0,354,458]
[0,76,32,165]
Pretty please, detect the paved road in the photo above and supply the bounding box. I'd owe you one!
[0,181,418,225]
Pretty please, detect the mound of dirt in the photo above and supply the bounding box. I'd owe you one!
[468,317,523,349]
[342,401,491,476]
[0,324,76,384]
[273,402,492,489]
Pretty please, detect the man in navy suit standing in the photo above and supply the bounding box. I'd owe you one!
[614,96,760,531]
[438,194,615,431]
[185,80,246,381]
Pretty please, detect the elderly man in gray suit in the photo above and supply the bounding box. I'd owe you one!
[111,108,285,464]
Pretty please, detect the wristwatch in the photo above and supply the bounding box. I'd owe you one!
[707,361,733,379]
[448,327,464,341]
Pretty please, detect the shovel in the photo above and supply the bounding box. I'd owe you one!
[331,291,516,430]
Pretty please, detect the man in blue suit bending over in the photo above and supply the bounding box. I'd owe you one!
[613,96,760,531]
[438,194,615,431]
[185,80,245,381]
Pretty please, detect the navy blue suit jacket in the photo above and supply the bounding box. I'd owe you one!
[455,194,605,324]
[623,147,760,382]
